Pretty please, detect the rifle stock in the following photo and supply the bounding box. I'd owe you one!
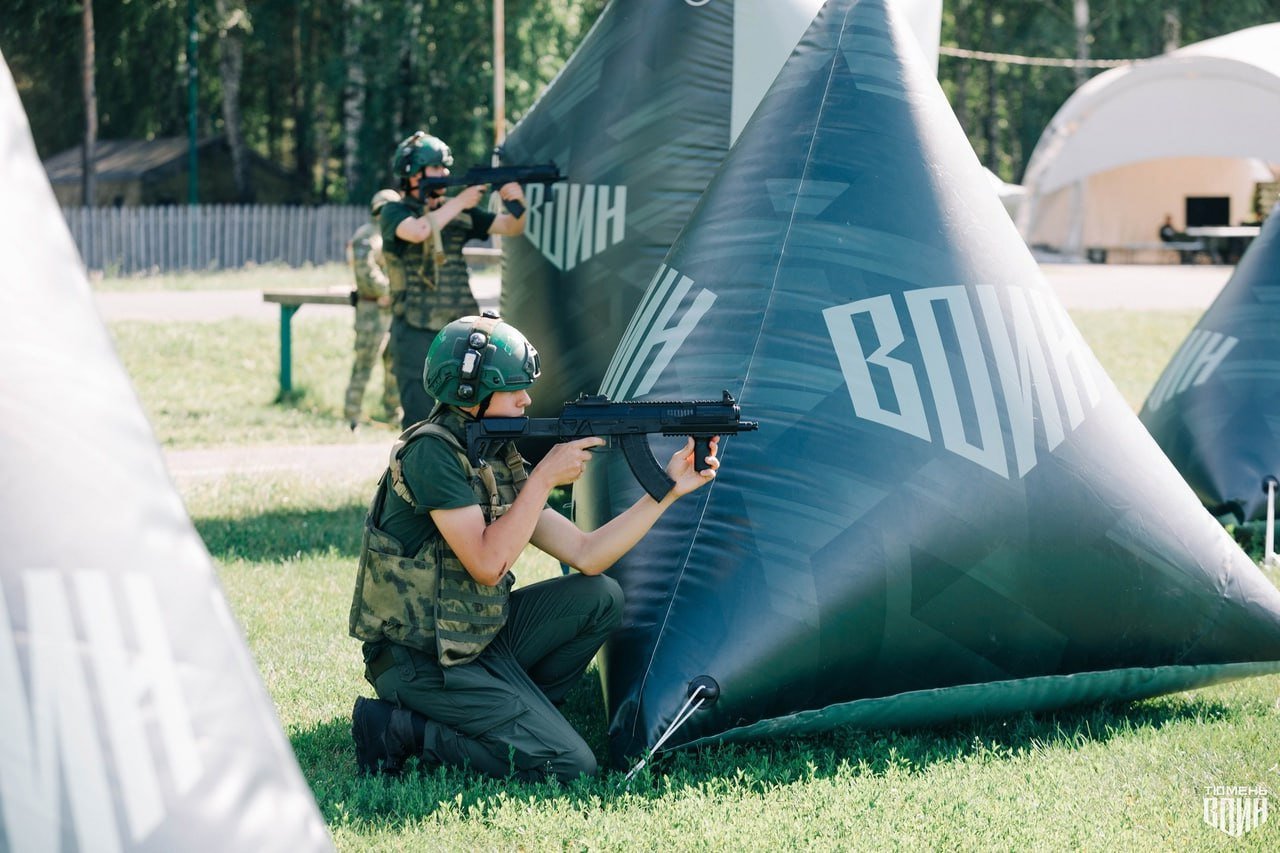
[465,391,758,500]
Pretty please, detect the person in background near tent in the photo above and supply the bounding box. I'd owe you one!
[348,311,722,782]
[1158,213,1184,243]
[343,189,403,430]
[380,131,528,428]
[1158,213,1198,264]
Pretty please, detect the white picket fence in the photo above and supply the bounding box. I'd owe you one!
[61,205,366,274]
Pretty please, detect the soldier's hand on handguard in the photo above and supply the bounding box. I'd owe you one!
[533,436,607,489]
[665,436,719,499]
[497,182,526,206]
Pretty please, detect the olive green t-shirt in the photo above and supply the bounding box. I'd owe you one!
[376,434,478,557]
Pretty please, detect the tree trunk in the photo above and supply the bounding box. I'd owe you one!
[1163,8,1181,54]
[1073,0,1090,87]
[81,0,97,206]
[292,5,313,199]
[216,1,252,202]
[982,0,997,170]
[342,0,366,198]
[951,0,970,134]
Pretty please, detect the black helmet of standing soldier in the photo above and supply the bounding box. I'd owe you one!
[391,131,452,187]
[370,189,400,218]
[424,311,541,407]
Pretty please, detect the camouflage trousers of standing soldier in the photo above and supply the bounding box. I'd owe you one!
[344,301,399,424]
[363,573,623,782]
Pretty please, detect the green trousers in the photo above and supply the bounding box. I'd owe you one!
[389,318,437,428]
[369,572,623,782]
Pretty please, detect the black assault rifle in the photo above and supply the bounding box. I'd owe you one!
[419,162,564,218]
[465,391,758,500]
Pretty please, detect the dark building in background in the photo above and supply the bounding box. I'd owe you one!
[43,136,301,206]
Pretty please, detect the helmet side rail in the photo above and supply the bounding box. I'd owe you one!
[464,390,759,500]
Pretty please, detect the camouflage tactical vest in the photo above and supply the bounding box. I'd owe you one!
[348,408,528,666]
[384,197,481,330]
[349,222,389,299]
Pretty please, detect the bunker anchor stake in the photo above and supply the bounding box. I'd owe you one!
[624,676,721,783]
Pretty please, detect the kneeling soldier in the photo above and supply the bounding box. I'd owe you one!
[348,311,721,782]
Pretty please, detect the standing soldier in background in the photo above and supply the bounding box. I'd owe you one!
[344,189,403,431]
[380,131,527,428]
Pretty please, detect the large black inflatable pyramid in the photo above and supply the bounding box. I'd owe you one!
[499,0,823,416]
[1139,209,1280,523]
[574,0,1280,767]
[0,54,332,851]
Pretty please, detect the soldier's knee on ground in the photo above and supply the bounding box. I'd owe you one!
[418,719,595,783]
[585,573,624,631]
[548,739,598,782]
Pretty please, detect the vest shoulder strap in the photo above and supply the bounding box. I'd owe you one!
[387,423,468,508]
[386,421,527,511]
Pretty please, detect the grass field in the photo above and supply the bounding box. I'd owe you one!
[105,269,1280,851]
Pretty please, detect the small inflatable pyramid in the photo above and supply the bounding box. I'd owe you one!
[0,52,332,851]
[1140,208,1280,523]
[573,0,1280,767]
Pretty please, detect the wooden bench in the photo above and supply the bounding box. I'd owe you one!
[1085,241,1207,265]
[261,288,354,398]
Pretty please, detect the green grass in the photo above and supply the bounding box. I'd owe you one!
[1073,308,1202,411]
[107,273,1280,850]
[108,316,401,447]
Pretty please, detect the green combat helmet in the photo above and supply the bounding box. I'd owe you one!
[424,310,541,406]
[370,188,401,217]
[391,131,453,185]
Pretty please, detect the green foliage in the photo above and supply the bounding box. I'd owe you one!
[0,0,607,199]
[1225,521,1279,567]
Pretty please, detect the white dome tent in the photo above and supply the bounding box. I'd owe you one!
[1017,22,1280,258]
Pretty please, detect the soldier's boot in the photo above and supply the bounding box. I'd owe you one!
[352,696,421,776]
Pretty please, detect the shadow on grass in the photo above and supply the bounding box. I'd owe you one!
[289,670,1243,829]
[195,505,365,562]
[195,488,568,565]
